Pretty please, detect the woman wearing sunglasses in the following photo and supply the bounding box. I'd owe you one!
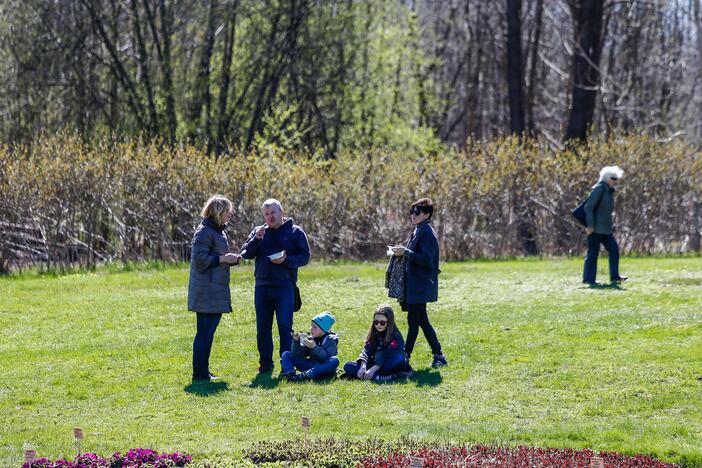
[390,198,447,368]
[342,304,408,381]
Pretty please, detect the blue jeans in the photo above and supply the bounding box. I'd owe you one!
[583,233,620,283]
[343,353,407,377]
[281,351,339,379]
[192,313,222,379]
[255,285,294,369]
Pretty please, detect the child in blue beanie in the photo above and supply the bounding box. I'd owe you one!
[280,311,339,382]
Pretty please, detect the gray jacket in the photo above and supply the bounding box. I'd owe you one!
[585,181,616,235]
[187,218,232,313]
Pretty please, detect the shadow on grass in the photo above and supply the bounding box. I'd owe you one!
[311,375,337,385]
[582,282,626,291]
[247,372,280,389]
[411,368,443,387]
[665,277,702,286]
[184,380,229,396]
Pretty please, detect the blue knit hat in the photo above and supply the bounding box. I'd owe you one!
[312,311,335,333]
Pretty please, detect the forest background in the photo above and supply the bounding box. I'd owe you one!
[1,0,702,270]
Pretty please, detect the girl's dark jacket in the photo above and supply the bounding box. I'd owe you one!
[357,328,406,366]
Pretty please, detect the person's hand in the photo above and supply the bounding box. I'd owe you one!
[220,253,240,265]
[303,337,316,349]
[270,252,287,264]
[356,364,367,379]
[362,368,376,380]
[254,225,267,240]
[586,227,594,236]
[391,245,406,257]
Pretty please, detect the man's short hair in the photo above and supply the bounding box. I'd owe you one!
[261,198,283,212]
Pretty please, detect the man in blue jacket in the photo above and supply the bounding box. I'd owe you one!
[241,199,311,374]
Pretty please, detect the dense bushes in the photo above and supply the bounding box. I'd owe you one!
[1,134,700,272]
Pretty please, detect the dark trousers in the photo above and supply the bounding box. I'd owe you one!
[254,285,294,369]
[405,302,442,358]
[583,233,620,283]
[343,353,407,376]
[281,351,339,379]
[192,313,222,379]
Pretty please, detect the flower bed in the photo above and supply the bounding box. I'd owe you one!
[24,448,191,468]
[242,438,679,467]
[23,440,680,467]
[360,445,679,467]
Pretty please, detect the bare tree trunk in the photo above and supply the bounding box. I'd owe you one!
[80,0,148,130]
[525,0,543,136]
[565,0,604,141]
[187,0,218,145]
[506,0,525,135]
[215,1,239,157]
[359,0,374,146]
[130,0,159,135]
[464,1,484,143]
[159,0,176,144]
[246,12,283,149]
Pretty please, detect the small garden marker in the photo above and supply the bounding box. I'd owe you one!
[590,456,604,468]
[409,456,424,467]
[73,427,83,455]
[24,449,37,464]
[301,416,310,447]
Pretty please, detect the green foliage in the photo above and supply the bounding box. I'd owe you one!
[0,0,443,155]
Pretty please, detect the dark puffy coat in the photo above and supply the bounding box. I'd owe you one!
[404,220,439,304]
[357,328,406,366]
[240,218,310,287]
[291,332,339,362]
[585,181,616,235]
[187,218,232,313]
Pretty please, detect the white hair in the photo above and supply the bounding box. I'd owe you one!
[261,198,283,212]
[598,166,624,182]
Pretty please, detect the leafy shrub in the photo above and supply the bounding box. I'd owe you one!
[243,437,426,467]
[1,133,700,272]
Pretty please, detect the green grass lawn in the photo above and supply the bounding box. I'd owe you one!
[1,257,701,466]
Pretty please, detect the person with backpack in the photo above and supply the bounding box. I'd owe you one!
[583,166,628,285]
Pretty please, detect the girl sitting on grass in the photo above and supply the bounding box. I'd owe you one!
[343,304,410,382]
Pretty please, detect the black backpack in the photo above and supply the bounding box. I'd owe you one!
[571,199,587,226]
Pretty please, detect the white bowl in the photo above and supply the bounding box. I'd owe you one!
[268,250,285,260]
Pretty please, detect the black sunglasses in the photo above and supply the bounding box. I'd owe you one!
[373,319,387,326]
[610,177,619,181]
[410,206,428,215]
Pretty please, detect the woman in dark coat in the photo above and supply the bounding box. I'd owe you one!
[188,195,240,382]
[390,198,447,368]
[583,166,628,285]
